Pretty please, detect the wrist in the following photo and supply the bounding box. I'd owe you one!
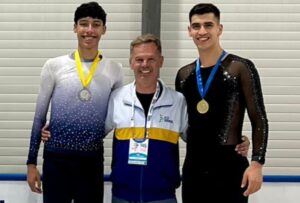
[250,161,263,168]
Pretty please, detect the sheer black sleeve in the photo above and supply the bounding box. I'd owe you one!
[175,61,195,93]
[237,58,269,164]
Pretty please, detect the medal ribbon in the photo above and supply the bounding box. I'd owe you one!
[75,50,101,88]
[196,50,226,99]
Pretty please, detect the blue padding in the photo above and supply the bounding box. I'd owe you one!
[0,174,26,181]
[1,174,300,182]
[263,175,300,182]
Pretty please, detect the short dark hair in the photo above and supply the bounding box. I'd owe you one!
[189,3,220,23]
[130,33,162,55]
[74,2,107,25]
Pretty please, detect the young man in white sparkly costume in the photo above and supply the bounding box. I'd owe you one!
[26,2,123,202]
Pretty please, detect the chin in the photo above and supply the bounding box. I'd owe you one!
[82,44,98,50]
[197,44,210,51]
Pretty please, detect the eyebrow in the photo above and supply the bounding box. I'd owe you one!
[191,21,214,25]
[78,18,102,22]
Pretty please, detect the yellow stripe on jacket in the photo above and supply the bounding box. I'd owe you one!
[115,127,180,144]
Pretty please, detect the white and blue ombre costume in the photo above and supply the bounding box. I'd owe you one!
[27,53,123,165]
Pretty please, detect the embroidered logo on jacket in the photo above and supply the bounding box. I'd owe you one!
[159,114,174,124]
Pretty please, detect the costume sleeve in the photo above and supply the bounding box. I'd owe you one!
[113,62,124,90]
[175,69,183,93]
[240,59,268,164]
[26,60,55,165]
[104,91,115,136]
[175,64,194,142]
[180,95,188,142]
[175,62,195,94]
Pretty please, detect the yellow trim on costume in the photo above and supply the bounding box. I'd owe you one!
[115,128,180,144]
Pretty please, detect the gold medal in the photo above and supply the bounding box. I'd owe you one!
[197,99,209,114]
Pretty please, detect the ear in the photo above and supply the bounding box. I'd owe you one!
[129,57,134,70]
[160,56,164,69]
[218,24,223,36]
[188,25,192,37]
[102,25,107,35]
[73,23,77,33]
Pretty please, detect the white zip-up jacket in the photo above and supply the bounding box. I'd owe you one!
[105,80,188,202]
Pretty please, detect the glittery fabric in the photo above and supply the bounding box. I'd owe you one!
[175,53,268,165]
[27,54,123,165]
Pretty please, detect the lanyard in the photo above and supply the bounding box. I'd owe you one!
[74,50,101,88]
[130,82,161,139]
[195,50,226,99]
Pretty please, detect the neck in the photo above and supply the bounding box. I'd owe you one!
[136,80,157,94]
[198,47,223,68]
[77,48,98,60]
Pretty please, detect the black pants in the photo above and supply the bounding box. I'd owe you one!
[42,152,104,203]
[182,146,249,203]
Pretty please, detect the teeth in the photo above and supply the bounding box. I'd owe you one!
[141,70,150,73]
[199,37,208,41]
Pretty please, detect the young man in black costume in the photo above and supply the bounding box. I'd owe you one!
[176,3,268,203]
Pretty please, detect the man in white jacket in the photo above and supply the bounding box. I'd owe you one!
[105,34,188,203]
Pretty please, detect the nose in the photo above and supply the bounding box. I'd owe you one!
[86,24,93,32]
[198,26,207,35]
[141,60,148,67]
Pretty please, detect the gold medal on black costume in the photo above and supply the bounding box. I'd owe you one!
[196,99,209,114]
[195,50,226,114]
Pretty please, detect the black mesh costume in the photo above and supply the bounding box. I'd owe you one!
[175,54,268,203]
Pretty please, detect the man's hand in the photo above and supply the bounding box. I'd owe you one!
[41,123,50,142]
[235,135,250,157]
[241,161,263,196]
[27,164,42,193]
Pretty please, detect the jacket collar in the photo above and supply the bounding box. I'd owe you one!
[122,79,174,109]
